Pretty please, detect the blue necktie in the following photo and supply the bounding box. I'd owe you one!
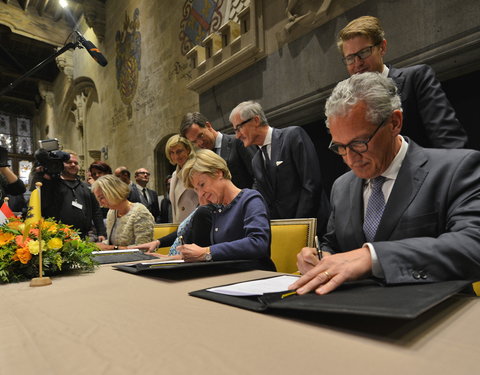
[363,176,386,242]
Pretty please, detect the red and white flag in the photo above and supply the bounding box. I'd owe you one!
[0,201,14,225]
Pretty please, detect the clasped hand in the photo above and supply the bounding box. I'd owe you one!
[289,246,373,295]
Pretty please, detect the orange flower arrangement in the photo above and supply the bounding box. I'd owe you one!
[0,217,98,283]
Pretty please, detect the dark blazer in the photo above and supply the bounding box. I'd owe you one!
[219,133,255,189]
[322,139,480,284]
[252,126,330,230]
[388,65,468,148]
[129,184,161,223]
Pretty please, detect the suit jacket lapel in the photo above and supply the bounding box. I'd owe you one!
[388,66,406,99]
[220,135,230,158]
[349,177,367,245]
[375,141,429,241]
[253,150,274,198]
[269,128,282,186]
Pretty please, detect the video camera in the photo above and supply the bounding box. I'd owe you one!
[34,139,71,178]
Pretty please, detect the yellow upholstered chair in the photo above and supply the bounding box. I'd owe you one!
[153,223,179,255]
[472,281,480,296]
[270,218,317,274]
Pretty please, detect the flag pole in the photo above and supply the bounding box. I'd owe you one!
[30,182,52,287]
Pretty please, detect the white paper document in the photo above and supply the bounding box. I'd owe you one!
[207,275,300,296]
[92,249,142,255]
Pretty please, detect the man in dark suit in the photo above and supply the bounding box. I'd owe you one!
[229,100,330,233]
[337,15,467,148]
[129,168,161,223]
[290,72,480,296]
[180,112,255,189]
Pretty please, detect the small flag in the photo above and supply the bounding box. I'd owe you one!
[25,188,41,226]
[0,200,14,225]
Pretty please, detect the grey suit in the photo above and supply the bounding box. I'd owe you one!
[219,133,255,189]
[388,65,468,148]
[252,126,330,232]
[322,139,480,284]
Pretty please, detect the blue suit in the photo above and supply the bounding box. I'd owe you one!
[388,65,468,148]
[252,126,330,232]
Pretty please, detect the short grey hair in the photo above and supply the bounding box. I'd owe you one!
[325,72,402,128]
[229,100,268,126]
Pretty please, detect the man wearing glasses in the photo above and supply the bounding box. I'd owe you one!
[337,15,467,149]
[180,112,255,189]
[289,72,480,295]
[230,100,330,234]
[129,168,161,223]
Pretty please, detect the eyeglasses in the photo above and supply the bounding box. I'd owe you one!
[233,117,253,133]
[328,117,388,156]
[342,42,381,65]
[136,171,150,176]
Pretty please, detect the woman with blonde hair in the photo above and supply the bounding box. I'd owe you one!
[92,174,154,250]
[165,134,198,223]
[177,149,274,269]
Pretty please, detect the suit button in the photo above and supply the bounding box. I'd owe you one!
[181,207,185,211]
[412,271,421,279]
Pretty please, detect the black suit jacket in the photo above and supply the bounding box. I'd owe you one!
[219,133,255,189]
[129,184,161,223]
[252,126,330,231]
[322,139,480,284]
[388,64,468,148]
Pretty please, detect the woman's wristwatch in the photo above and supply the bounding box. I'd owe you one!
[205,247,212,262]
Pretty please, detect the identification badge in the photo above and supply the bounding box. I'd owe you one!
[72,200,83,209]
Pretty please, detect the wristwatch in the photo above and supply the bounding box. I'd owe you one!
[205,247,212,262]
[113,245,119,250]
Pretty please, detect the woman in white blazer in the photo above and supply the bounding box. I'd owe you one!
[165,135,198,223]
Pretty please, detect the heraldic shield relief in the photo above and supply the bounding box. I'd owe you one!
[115,8,141,119]
[179,0,224,55]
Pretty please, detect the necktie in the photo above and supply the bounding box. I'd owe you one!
[363,176,386,242]
[142,188,149,204]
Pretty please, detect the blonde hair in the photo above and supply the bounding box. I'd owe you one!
[337,16,385,52]
[165,134,195,165]
[181,149,232,189]
[91,174,130,205]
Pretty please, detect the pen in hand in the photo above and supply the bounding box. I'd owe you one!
[315,235,322,260]
[179,235,185,245]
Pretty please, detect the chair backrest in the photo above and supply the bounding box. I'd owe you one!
[270,218,317,274]
[153,223,179,255]
[154,218,316,270]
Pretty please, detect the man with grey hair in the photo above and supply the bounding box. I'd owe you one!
[290,72,480,295]
[230,100,330,233]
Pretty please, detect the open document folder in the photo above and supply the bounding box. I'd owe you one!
[190,275,472,319]
[92,249,158,264]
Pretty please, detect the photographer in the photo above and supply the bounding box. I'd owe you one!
[0,145,26,203]
[32,147,106,240]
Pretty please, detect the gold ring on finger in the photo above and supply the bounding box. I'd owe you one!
[324,271,331,280]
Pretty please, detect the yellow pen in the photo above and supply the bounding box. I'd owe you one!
[281,291,297,299]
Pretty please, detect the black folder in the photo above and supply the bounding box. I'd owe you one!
[92,250,157,264]
[189,276,471,319]
[113,259,258,274]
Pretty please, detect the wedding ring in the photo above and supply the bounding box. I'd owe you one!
[324,271,331,280]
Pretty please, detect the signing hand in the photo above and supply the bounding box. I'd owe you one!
[178,243,207,262]
[289,246,372,295]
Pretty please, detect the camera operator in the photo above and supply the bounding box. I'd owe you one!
[32,148,106,240]
[0,145,26,203]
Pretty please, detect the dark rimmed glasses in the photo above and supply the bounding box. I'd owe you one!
[233,117,253,134]
[328,117,388,156]
[342,42,381,65]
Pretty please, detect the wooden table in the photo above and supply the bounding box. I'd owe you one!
[0,265,478,375]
